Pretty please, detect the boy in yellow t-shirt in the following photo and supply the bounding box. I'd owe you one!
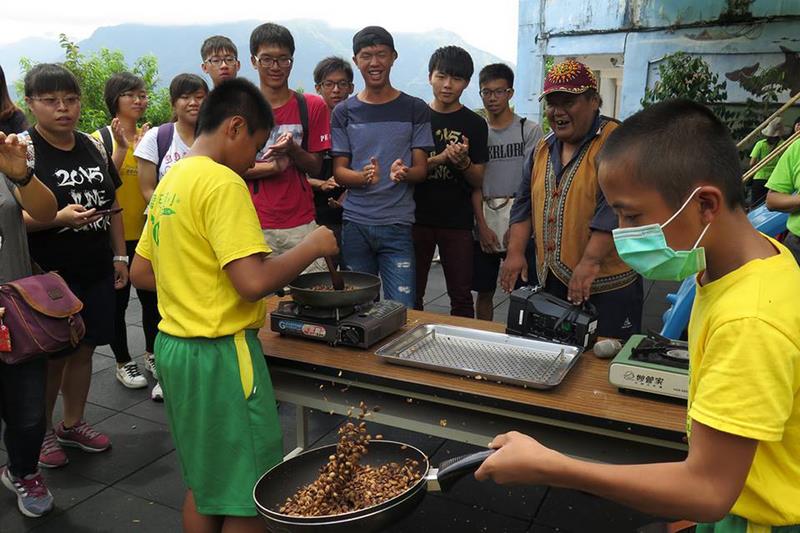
[475,100,800,531]
[130,78,337,531]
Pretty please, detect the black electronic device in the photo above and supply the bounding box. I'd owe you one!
[506,285,599,349]
[270,300,407,349]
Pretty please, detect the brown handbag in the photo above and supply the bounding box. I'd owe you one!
[0,272,85,364]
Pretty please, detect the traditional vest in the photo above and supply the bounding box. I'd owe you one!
[531,119,637,293]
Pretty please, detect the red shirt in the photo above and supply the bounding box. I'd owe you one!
[249,92,331,229]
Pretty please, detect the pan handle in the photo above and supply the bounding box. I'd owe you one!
[430,449,495,492]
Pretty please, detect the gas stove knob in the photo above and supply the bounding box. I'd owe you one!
[340,326,362,346]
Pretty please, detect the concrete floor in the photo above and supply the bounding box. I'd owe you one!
[0,264,681,532]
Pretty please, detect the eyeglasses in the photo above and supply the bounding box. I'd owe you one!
[30,95,81,107]
[479,88,512,99]
[319,80,352,90]
[205,56,238,67]
[120,92,149,102]
[255,56,293,68]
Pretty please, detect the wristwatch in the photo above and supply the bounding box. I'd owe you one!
[113,256,129,265]
[12,160,35,187]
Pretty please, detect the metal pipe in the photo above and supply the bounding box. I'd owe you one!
[737,91,800,150]
[742,130,800,183]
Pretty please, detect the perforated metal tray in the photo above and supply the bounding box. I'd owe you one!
[375,324,583,389]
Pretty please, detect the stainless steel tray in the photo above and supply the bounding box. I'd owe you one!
[375,324,583,389]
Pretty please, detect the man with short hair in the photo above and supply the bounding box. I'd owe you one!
[414,46,488,318]
[501,59,642,339]
[246,23,331,273]
[310,57,354,263]
[472,63,541,320]
[200,35,240,87]
[331,26,434,308]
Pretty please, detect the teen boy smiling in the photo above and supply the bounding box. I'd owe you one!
[414,46,488,318]
[331,26,434,307]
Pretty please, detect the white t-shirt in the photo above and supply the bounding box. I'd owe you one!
[133,124,191,181]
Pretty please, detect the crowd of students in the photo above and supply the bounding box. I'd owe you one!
[0,21,798,533]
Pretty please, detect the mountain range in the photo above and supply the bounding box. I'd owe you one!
[1,19,512,110]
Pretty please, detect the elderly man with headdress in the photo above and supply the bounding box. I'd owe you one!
[501,59,642,339]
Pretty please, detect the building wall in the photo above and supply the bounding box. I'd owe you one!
[516,0,800,121]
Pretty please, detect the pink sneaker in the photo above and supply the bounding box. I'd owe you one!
[55,420,111,453]
[38,430,68,469]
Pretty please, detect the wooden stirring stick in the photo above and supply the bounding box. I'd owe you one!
[324,256,345,291]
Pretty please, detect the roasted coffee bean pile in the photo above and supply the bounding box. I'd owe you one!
[310,284,356,291]
[279,403,421,517]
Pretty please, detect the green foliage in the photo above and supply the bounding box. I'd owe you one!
[540,56,555,134]
[640,51,760,144]
[725,62,785,144]
[641,52,729,110]
[15,34,172,133]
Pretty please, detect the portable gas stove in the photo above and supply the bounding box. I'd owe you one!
[270,300,407,349]
[608,333,689,400]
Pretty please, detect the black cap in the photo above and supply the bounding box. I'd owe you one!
[352,26,395,56]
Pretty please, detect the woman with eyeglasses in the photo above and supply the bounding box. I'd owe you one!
[0,64,29,134]
[18,64,127,470]
[134,73,207,402]
[93,72,156,391]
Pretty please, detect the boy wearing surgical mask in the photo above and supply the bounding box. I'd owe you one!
[476,100,800,532]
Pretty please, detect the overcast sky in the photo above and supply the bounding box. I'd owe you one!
[2,0,520,61]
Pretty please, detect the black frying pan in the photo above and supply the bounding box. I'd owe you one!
[285,271,381,308]
[253,440,493,533]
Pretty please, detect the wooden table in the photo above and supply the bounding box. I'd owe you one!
[260,298,688,463]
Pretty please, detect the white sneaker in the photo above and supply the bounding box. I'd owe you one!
[115,362,147,389]
[151,382,163,402]
[144,353,157,380]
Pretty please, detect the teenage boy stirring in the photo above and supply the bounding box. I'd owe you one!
[131,79,337,533]
[476,100,800,531]
[331,26,434,307]
[414,46,488,318]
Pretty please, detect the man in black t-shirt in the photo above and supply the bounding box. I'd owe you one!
[310,57,354,265]
[414,47,489,318]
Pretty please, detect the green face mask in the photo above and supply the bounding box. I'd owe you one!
[612,187,710,281]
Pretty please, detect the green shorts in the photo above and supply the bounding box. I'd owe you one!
[697,515,800,533]
[155,329,283,517]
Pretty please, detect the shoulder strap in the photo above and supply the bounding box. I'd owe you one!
[81,131,109,167]
[99,126,114,162]
[294,92,309,152]
[156,122,175,170]
[520,117,527,145]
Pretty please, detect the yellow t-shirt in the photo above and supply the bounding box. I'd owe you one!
[687,235,800,525]
[136,156,271,338]
[92,128,147,241]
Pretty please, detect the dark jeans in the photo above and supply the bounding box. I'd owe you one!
[342,221,415,308]
[413,225,474,318]
[0,356,46,477]
[542,273,643,340]
[110,240,160,362]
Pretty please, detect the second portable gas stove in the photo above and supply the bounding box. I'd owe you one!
[608,333,689,400]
